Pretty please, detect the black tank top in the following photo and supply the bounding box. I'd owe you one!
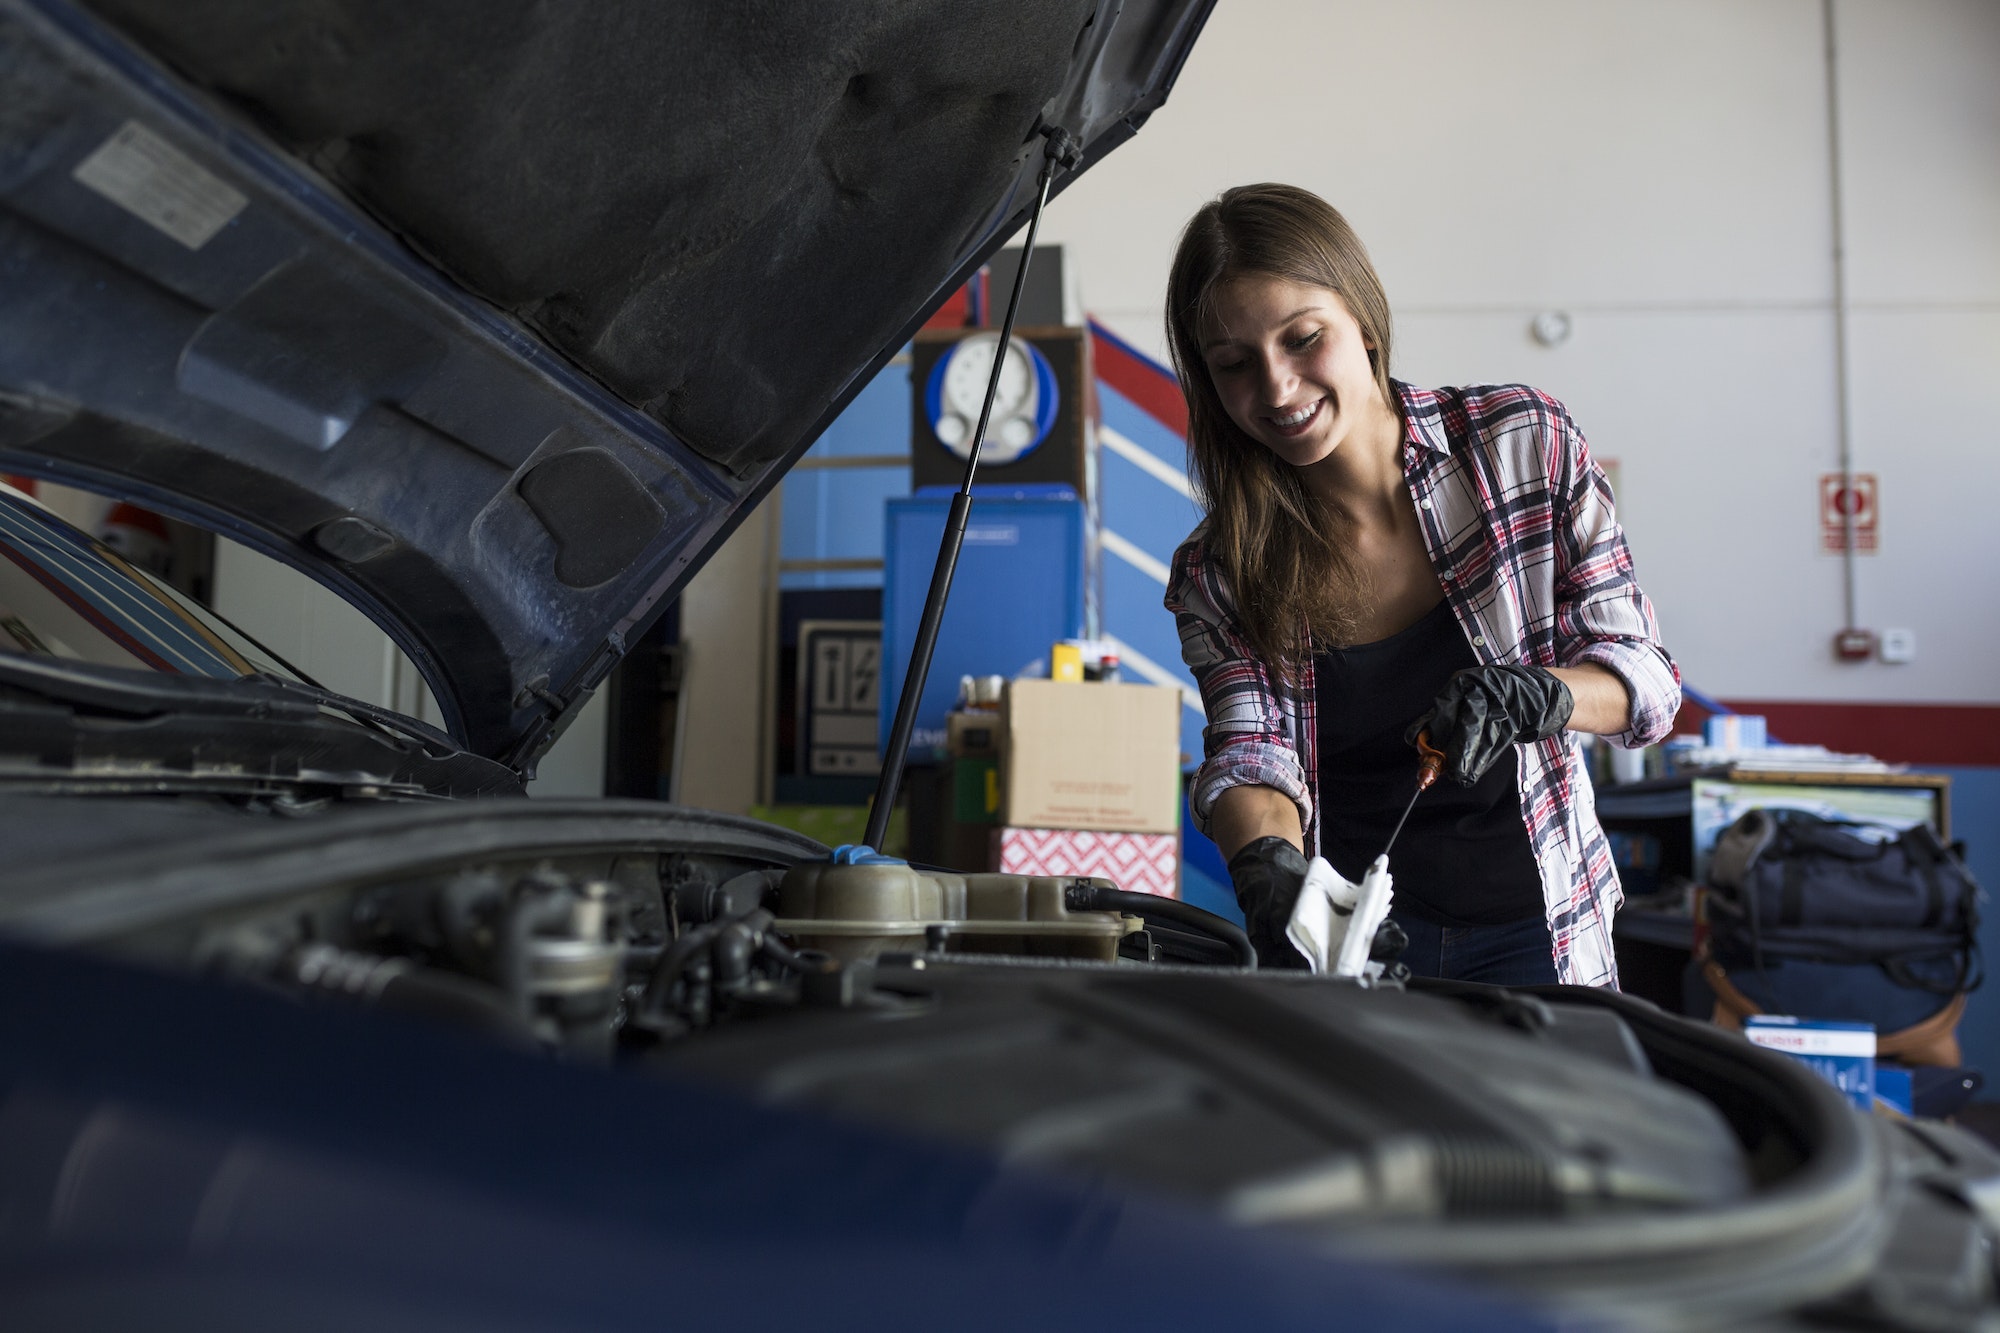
[1314,598,1544,926]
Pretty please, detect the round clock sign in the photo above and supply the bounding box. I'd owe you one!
[923,332,1060,465]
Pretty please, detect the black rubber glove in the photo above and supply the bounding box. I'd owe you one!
[1370,917,1409,964]
[1227,836,1311,970]
[1371,918,1410,984]
[1406,665,1574,787]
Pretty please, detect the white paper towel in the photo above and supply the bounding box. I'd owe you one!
[1286,854,1396,977]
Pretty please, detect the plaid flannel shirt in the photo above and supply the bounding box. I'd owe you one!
[1166,382,1681,987]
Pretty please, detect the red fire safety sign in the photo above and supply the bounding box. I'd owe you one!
[1820,473,1877,554]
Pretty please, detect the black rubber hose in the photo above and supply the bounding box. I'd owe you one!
[710,909,775,993]
[1505,982,1868,1180]
[277,945,539,1049]
[1065,883,1257,970]
[640,920,726,1016]
[759,935,828,974]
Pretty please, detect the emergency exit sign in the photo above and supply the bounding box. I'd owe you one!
[1820,474,1877,554]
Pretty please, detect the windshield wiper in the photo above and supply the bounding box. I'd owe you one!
[0,654,463,758]
[241,673,463,757]
[0,652,322,719]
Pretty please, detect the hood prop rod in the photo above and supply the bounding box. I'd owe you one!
[862,127,1079,855]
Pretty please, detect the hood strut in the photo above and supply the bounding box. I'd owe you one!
[863,127,1080,853]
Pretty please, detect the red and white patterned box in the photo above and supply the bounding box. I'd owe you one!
[992,826,1179,899]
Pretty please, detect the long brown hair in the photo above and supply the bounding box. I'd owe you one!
[1165,183,1396,676]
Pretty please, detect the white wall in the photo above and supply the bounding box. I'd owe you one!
[1041,0,2000,705]
[211,537,607,796]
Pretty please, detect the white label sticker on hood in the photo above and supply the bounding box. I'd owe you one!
[71,120,247,250]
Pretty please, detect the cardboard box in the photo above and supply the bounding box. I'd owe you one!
[995,826,1179,899]
[1002,680,1180,834]
[1744,1016,1875,1112]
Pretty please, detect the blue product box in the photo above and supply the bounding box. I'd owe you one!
[1743,1016,1874,1112]
[1874,1066,1913,1117]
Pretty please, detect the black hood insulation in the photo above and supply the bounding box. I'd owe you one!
[86,0,1107,473]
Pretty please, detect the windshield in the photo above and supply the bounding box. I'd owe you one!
[0,482,305,683]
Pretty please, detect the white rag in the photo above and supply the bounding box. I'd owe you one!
[1286,854,1396,977]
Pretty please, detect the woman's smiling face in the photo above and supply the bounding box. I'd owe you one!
[1200,274,1390,471]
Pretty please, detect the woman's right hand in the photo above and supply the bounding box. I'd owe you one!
[1406,664,1574,786]
[1227,836,1312,969]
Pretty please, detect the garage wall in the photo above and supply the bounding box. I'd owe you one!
[673,499,779,816]
[1040,0,2000,708]
[210,538,608,797]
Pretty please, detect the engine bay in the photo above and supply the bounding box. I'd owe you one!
[107,831,1760,1229]
[5,793,1999,1329]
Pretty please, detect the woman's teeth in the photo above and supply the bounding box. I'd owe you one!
[1273,400,1321,428]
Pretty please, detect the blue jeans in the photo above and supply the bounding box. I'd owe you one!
[1391,911,1558,986]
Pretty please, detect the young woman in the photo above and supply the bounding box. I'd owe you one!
[1162,183,1680,986]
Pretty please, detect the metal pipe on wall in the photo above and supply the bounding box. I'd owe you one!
[1823,0,1865,655]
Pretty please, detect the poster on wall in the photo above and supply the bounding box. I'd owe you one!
[797,620,882,778]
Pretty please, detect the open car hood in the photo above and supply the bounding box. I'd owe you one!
[0,0,1211,770]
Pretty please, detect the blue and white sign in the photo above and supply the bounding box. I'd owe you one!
[924,332,1059,466]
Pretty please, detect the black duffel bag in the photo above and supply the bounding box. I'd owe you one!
[1706,808,1982,995]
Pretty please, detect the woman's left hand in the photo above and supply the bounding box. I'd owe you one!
[1406,665,1574,786]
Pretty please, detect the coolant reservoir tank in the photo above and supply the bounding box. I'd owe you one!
[774,864,1136,963]
[778,861,964,925]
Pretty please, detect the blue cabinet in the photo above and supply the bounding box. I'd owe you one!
[882,491,1088,762]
